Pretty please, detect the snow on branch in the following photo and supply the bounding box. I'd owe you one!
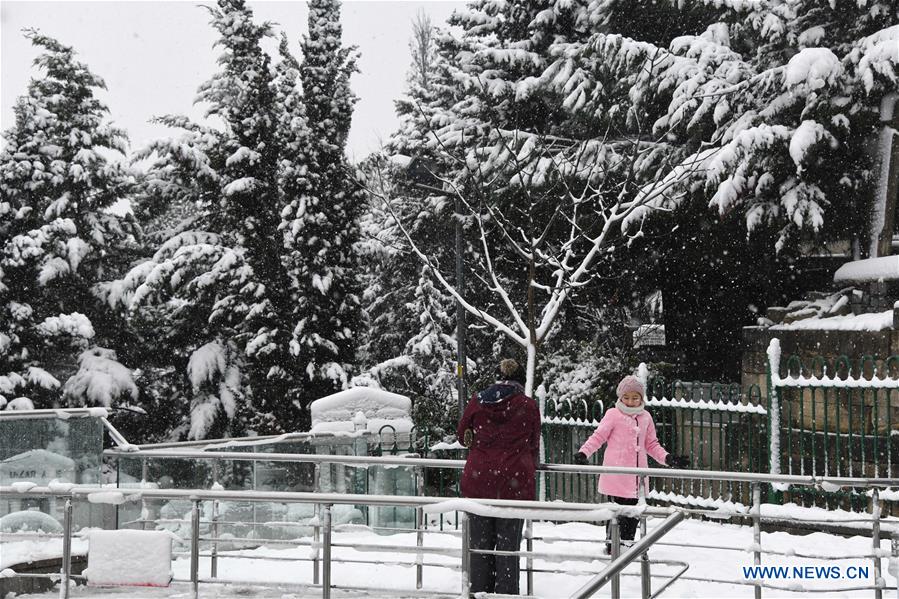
[186,340,242,440]
[63,348,137,407]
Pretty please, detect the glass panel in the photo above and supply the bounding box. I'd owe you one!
[0,413,106,530]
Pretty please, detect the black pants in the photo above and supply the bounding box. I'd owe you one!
[468,514,523,595]
[606,496,639,549]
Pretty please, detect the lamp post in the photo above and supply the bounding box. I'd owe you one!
[402,155,468,416]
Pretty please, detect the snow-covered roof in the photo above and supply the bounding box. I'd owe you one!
[833,256,899,284]
[309,387,413,434]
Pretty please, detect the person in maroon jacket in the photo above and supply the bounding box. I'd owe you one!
[457,358,541,596]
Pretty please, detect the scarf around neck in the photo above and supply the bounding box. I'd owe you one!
[616,400,645,416]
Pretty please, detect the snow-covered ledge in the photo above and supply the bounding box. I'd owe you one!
[833,255,899,284]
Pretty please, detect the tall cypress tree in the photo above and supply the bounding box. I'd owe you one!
[283,0,364,413]
[117,0,299,437]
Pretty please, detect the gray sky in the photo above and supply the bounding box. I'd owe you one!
[1,1,464,161]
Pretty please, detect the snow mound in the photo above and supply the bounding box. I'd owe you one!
[0,510,63,534]
[310,387,413,434]
[85,529,172,587]
[5,397,34,411]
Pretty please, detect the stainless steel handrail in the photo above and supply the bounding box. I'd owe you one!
[0,484,671,515]
[104,447,899,488]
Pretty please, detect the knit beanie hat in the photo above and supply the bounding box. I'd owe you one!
[497,358,526,385]
[616,375,645,400]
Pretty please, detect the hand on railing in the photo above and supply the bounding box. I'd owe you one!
[665,454,690,468]
[574,451,589,466]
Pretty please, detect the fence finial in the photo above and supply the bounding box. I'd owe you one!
[636,362,649,388]
[766,338,781,380]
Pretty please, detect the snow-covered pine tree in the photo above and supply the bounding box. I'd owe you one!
[389,11,447,158]
[362,12,460,372]
[358,265,459,439]
[283,0,364,411]
[110,0,300,438]
[112,0,366,438]
[196,0,296,433]
[529,0,897,377]
[0,32,137,409]
[537,0,899,253]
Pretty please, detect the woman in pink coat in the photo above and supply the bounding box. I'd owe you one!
[574,375,688,549]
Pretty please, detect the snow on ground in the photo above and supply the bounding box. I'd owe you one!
[7,517,889,598]
[1,537,88,569]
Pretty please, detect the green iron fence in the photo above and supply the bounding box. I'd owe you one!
[543,398,604,504]
[541,382,768,508]
[645,380,767,509]
[767,338,899,514]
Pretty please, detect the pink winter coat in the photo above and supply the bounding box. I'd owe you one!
[579,407,668,499]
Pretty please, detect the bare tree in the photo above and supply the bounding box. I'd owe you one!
[364,125,706,398]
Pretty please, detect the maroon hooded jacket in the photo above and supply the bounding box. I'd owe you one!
[457,382,542,501]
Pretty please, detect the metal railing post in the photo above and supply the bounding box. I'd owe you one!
[322,503,332,599]
[252,460,258,536]
[571,512,685,599]
[639,514,650,599]
[891,531,899,599]
[210,499,219,579]
[752,483,762,599]
[211,458,222,583]
[416,465,424,589]
[61,498,73,599]
[191,499,200,599]
[526,518,534,596]
[313,463,321,585]
[637,474,649,599]
[141,458,150,530]
[873,488,883,599]
[461,513,471,598]
[610,516,621,599]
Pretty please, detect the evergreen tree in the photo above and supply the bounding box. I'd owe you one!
[527,0,897,378]
[284,0,364,411]
[196,0,296,433]
[109,0,365,437]
[0,32,137,409]
[360,13,487,433]
[111,0,295,437]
